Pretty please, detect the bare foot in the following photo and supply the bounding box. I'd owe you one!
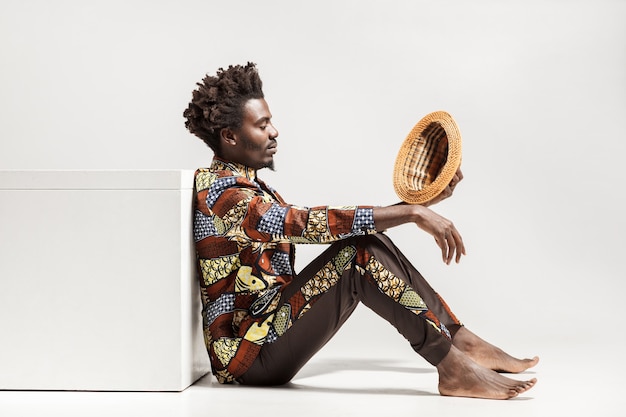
[453,327,539,373]
[437,345,537,400]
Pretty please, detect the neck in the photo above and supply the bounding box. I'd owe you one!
[212,157,258,181]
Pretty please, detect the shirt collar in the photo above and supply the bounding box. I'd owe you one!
[211,157,257,182]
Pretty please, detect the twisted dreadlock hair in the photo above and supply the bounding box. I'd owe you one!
[183,62,264,155]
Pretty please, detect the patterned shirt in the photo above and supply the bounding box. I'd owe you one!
[193,157,377,383]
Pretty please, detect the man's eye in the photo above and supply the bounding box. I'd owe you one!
[260,125,267,130]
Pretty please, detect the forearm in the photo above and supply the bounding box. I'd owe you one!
[373,204,426,231]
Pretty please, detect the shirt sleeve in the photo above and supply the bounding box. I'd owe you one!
[243,197,377,244]
[196,172,377,244]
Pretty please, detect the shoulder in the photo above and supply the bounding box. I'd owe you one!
[195,168,260,212]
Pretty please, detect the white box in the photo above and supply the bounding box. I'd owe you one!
[0,170,210,391]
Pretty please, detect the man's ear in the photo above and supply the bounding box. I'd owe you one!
[220,127,237,146]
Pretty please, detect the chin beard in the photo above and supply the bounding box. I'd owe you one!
[265,160,275,171]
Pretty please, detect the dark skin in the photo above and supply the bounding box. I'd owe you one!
[220,98,538,399]
[219,98,279,171]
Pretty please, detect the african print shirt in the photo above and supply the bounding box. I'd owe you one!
[193,157,377,383]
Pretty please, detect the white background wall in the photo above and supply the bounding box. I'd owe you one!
[1,0,624,355]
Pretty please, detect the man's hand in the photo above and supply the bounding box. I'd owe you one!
[424,168,463,207]
[412,205,466,265]
[374,199,466,265]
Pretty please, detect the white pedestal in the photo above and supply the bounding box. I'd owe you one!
[0,170,210,391]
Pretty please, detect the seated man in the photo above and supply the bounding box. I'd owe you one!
[183,62,538,400]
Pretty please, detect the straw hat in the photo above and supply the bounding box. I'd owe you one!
[393,111,462,204]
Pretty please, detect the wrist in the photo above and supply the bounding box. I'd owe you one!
[409,204,426,223]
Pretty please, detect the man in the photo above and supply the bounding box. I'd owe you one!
[183,62,538,399]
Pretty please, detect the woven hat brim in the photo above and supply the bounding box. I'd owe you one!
[393,111,462,204]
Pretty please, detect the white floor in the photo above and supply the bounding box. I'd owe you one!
[2,306,625,417]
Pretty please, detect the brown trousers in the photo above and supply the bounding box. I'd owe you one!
[237,233,462,385]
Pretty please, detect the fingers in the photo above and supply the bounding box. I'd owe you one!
[429,185,452,206]
[452,228,466,263]
[449,168,464,190]
[435,224,465,265]
[441,232,452,264]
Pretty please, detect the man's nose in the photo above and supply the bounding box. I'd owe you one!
[268,123,279,138]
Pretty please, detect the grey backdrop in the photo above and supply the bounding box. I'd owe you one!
[1,0,624,355]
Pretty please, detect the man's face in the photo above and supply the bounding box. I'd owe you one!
[228,98,279,170]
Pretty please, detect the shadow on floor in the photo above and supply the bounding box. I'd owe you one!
[294,357,434,379]
[193,358,436,396]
